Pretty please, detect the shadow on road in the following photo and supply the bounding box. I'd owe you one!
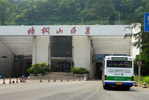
[104,87,139,92]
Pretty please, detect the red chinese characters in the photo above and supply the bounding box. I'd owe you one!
[28,27,35,35]
[56,28,63,34]
[41,27,50,35]
[85,27,90,34]
[26,26,92,35]
[71,27,76,34]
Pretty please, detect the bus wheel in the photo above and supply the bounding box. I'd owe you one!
[103,85,108,89]
[124,86,130,90]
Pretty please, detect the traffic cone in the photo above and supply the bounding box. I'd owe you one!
[22,79,24,83]
[24,79,26,83]
[133,81,137,87]
[67,77,69,82]
[22,78,24,83]
[16,78,18,83]
[40,77,42,82]
[9,78,11,84]
[48,77,50,82]
[61,77,63,82]
[54,77,56,82]
[20,78,22,83]
[143,82,147,88]
[12,80,15,84]
[2,78,5,84]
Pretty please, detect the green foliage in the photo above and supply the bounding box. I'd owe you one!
[1,0,147,26]
[89,0,118,21]
[27,66,35,74]
[27,62,50,75]
[40,62,47,68]
[71,61,75,68]
[34,66,45,75]
[0,0,146,25]
[0,0,15,25]
[134,76,149,84]
[70,67,89,74]
[47,64,50,68]
[134,48,149,76]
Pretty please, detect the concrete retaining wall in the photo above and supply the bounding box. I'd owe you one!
[0,41,14,77]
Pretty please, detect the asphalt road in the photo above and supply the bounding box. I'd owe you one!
[0,80,149,100]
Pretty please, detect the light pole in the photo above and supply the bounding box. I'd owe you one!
[138,32,142,85]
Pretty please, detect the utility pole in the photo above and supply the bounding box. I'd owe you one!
[138,32,142,85]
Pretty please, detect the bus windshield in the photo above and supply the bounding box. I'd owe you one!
[107,60,132,68]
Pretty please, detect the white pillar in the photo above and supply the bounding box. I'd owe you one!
[32,36,37,64]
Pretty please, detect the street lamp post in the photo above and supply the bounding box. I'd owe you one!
[138,33,141,85]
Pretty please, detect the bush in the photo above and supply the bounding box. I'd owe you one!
[71,61,75,68]
[34,66,45,75]
[40,63,47,68]
[134,48,149,76]
[70,67,89,74]
[40,63,50,71]
[34,63,40,69]
[27,62,49,75]
[134,76,149,84]
[27,66,35,74]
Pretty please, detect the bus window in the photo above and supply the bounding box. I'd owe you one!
[107,60,132,68]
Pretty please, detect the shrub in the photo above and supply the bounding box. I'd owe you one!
[34,63,40,69]
[134,76,149,84]
[70,67,89,74]
[27,62,48,75]
[34,66,45,75]
[40,63,50,71]
[40,63,47,68]
[27,67,35,74]
[71,61,75,68]
[45,64,50,71]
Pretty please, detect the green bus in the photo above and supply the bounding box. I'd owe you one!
[102,56,134,90]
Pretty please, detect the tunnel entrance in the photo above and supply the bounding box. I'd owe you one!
[94,54,128,80]
[12,56,32,77]
[95,62,102,79]
[0,36,33,77]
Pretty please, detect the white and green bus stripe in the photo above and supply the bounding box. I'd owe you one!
[106,76,133,81]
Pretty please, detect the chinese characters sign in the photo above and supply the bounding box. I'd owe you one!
[85,27,90,34]
[0,25,131,36]
[27,26,91,36]
[71,27,76,34]
[28,27,35,35]
[41,27,50,34]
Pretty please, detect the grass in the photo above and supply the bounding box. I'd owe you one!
[134,76,149,84]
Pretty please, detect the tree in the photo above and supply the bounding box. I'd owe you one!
[124,23,142,48]
[88,0,118,21]
[56,0,81,21]
[134,48,149,76]
[0,0,14,25]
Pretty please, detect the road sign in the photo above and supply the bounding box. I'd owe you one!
[0,74,2,79]
[144,12,149,32]
[137,60,142,66]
